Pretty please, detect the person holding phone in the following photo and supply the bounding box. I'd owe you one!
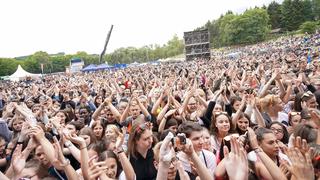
[176,122,216,180]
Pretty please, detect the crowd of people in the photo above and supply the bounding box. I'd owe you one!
[0,30,319,180]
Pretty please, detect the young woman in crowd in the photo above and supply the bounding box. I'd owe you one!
[127,122,157,180]
[210,112,233,155]
[91,120,106,141]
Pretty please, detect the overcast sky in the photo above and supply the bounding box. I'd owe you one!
[0,0,282,58]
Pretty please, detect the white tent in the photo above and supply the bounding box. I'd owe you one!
[9,65,41,81]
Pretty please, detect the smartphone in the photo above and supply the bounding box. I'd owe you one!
[172,133,187,147]
[177,134,187,145]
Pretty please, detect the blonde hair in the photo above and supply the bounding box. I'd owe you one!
[106,124,121,137]
[258,94,280,112]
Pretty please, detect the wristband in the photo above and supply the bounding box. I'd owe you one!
[5,156,11,162]
[114,147,124,154]
[117,150,124,154]
[17,141,24,144]
[80,146,87,150]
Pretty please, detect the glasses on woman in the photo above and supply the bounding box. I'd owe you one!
[270,127,283,134]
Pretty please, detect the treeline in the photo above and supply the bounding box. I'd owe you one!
[1,0,319,76]
[202,0,320,47]
[0,35,184,76]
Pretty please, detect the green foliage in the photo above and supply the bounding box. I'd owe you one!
[206,8,270,47]
[302,0,314,21]
[267,1,282,29]
[281,0,318,31]
[312,0,320,20]
[0,58,19,76]
[0,35,184,76]
[299,21,319,33]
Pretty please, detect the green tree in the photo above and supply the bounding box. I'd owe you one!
[299,21,319,33]
[31,51,50,73]
[302,0,314,21]
[281,0,305,31]
[281,0,294,30]
[218,13,237,46]
[312,0,320,20]
[267,1,282,29]
[0,58,18,76]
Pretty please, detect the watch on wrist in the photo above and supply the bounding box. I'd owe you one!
[114,147,124,154]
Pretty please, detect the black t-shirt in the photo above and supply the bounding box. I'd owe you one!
[129,148,157,180]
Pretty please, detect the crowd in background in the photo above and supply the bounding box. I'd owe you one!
[0,31,319,180]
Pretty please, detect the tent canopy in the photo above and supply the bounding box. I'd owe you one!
[96,63,114,70]
[81,64,97,72]
[9,65,41,81]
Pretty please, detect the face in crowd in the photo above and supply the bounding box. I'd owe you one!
[237,116,250,132]
[129,104,141,119]
[257,130,280,160]
[214,113,231,136]
[92,121,104,139]
[12,118,24,132]
[187,97,198,113]
[136,128,153,152]
[35,146,50,167]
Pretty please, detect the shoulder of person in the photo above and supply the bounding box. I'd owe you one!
[201,149,216,159]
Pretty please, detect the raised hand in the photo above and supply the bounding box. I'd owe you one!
[29,125,45,141]
[11,144,26,176]
[19,122,31,141]
[66,133,86,149]
[159,132,175,164]
[181,138,195,157]
[292,136,310,157]
[223,137,248,180]
[52,136,70,170]
[247,127,259,150]
[310,108,320,128]
[87,157,108,180]
[284,148,314,180]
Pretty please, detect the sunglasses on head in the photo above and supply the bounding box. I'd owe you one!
[289,112,301,116]
[214,111,228,116]
[136,122,152,134]
[301,91,313,98]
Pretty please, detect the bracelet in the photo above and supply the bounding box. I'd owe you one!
[117,150,124,154]
[114,147,124,154]
[80,146,87,150]
[5,156,11,162]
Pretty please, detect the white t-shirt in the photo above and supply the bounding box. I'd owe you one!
[278,112,289,125]
[177,149,216,176]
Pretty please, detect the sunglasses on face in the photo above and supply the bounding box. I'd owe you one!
[80,111,88,115]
